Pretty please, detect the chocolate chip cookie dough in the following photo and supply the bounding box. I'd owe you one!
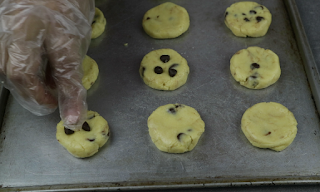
[224,1,272,37]
[56,111,110,158]
[82,55,99,90]
[142,2,190,39]
[241,102,298,151]
[230,46,281,89]
[91,7,106,39]
[140,49,189,90]
[148,104,205,153]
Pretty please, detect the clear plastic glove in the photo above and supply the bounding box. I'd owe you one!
[0,0,95,130]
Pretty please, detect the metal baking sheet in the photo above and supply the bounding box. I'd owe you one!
[1,0,320,191]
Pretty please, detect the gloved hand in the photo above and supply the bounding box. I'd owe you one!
[0,0,95,130]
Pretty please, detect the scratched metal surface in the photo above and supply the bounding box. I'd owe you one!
[1,0,320,191]
[295,0,320,71]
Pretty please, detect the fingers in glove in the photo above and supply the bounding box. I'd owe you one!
[5,13,57,115]
[46,31,88,131]
[44,0,93,130]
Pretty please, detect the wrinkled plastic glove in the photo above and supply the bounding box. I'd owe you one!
[0,0,95,130]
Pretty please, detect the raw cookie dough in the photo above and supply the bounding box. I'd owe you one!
[91,7,106,39]
[241,102,298,151]
[142,2,190,39]
[224,1,272,37]
[82,55,99,90]
[148,104,205,153]
[56,111,110,158]
[140,49,189,90]
[230,46,281,89]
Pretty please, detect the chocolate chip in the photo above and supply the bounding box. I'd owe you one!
[92,20,96,24]
[250,63,260,70]
[64,127,74,135]
[242,13,246,16]
[244,18,250,22]
[175,104,182,108]
[256,16,264,22]
[160,55,170,63]
[177,133,184,140]
[265,132,271,136]
[154,66,163,74]
[141,67,145,77]
[146,17,150,20]
[157,15,159,18]
[169,69,177,77]
[82,122,91,132]
[168,108,176,114]
[225,12,228,18]
[107,132,110,136]
[257,5,264,10]
[188,129,192,132]
[247,75,257,83]
[87,138,95,142]
[250,10,257,14]
[169,64,178,77]
[170,64,179,68]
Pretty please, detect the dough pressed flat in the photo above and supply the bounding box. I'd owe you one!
[148,104,205,153]
[56,111,110,158]
[241,102,298,151]
[142,2,190,39]
[230,46,281,89]
[225,1,272,37]
[140,49,189,90]
[91,7,106,39]
[82,55,99,90]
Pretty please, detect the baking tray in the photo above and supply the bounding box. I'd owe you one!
[1,0,320,191]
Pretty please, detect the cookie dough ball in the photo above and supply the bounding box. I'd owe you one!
[140,49,189,90]
[91,7,106,39]
[148,104,205,153]
[56,111,110,158]
[224,2,272,37]
[241,102,298,151]
[230,46,281,89]
[142,2,190,39]
[82,55,99,90]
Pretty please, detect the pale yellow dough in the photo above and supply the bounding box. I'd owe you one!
[225,1,272,37]
[91,7,106,39]
[140,49,189,90]
[142,2,190,39]
[241,102,298,151]
[230,46,281,89]
[82,55,99,90]
[148,104,205,153]
[56,111,110,158]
